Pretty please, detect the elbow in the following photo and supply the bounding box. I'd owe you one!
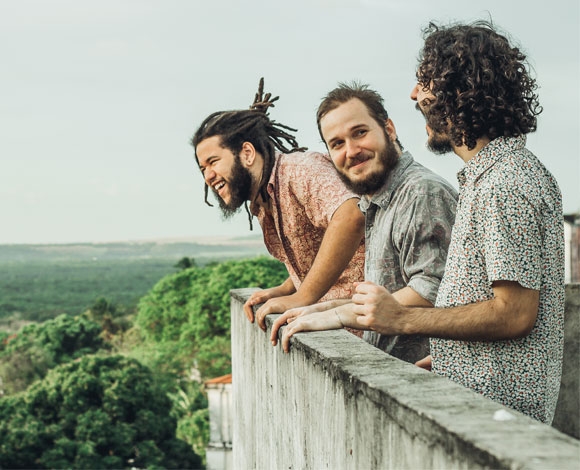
[513,310,538,338]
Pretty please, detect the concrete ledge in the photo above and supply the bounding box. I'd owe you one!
[231,288,580,469]
[553,283,580,438]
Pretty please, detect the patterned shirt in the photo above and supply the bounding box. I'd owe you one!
[251,151,365,301]
[432,136,565,424]
[360,152,458,363]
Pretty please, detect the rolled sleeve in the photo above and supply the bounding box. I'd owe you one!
[398,188,457,304]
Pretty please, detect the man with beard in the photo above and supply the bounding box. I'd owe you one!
[271,83,457,364]
[192,79,366,332]
[345,21,565,424]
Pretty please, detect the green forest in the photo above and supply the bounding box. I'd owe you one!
[0,244,286,469]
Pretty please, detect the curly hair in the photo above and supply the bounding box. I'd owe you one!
[416,20,542,150]
[316,82,403,150]
[191,78,306,229]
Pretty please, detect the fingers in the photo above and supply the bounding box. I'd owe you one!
[415,355,432,371]
[281,323,303,353]
[243,290,274,324]
[270,313,287,345]
[255,303,271,331]
[242,299,256,322]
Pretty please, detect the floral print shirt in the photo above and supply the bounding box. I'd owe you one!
[432,136,565,424]
[251,151,365,301]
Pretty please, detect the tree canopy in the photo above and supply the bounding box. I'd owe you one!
[0,355,201,469]
[135,256,287,380]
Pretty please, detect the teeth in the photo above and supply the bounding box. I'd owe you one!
[214,182,225,191]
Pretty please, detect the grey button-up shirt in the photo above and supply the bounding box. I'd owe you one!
[360,151,457,363]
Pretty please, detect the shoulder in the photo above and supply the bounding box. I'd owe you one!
[399,160,458,199]
[278,150,334,169]
[479,150,561,210]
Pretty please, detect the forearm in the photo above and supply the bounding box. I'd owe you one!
[392,286,433,308]
[277,277,297,296]
[401,293,538,340]
[296,199,364,304]
[353,280,539,341]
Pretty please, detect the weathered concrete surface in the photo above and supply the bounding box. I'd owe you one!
[231,288,580,470]
[553,283,580,438]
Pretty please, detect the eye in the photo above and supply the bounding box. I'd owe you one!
[330,140,344,150]
[354,129,367,138]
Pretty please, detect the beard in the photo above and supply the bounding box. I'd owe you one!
[415,103,453,155]
[213,155,253,219]
[426,130,454,155]
[337,133,399,196]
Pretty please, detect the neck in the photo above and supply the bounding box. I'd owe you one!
[453,137,491,163]
[249,155,270,211]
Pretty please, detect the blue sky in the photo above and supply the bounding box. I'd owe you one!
[1,0,578,244]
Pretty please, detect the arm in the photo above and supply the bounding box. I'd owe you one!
[352,280,539,340]
[255,198,364,330]
[275,284,433,352]
[269,298,352,342]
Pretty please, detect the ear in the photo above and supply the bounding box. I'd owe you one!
[384,118,398,142]
[239,141,258,167]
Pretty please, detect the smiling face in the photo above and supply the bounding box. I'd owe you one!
[196,135,254,218]
[320,98,400,196]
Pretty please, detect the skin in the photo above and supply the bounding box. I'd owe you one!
[197,134,366,331]
[270,98,433,352]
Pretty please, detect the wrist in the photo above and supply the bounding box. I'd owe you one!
[333,309,344,328]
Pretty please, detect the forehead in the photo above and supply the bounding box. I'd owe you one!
[196,135,229,164]
[320,98,378,140]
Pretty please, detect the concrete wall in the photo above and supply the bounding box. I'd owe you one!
[553,283,580,438]
[231,288,580,470]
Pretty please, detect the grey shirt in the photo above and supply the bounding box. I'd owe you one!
[360,151,458,363]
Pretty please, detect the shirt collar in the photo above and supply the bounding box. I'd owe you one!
[359,151,414,211]
[457,135,526,186]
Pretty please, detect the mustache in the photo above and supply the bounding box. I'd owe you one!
[346,153,372,169]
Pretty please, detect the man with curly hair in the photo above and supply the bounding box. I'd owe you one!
[348,21,565,424]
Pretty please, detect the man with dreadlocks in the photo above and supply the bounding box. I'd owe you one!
[192,79,365,332]
[323,21,563,424]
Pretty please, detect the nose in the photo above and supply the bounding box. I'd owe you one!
[345,139,360,158]
[410,83,419,101]
[204,168,216,185]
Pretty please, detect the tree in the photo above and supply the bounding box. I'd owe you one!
[0,314,105,395]
[135,256,287,380]
[174,256,197,270]
[0,355,202,469]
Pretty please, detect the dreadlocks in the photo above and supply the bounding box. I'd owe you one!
[191,78,306,230]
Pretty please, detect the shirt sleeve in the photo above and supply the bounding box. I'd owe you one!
[286,152,360,228]
[480,183,542,290]
[397,185,457,304]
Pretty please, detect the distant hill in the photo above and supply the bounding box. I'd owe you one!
[0,236,272,326]
[0,235,269,264]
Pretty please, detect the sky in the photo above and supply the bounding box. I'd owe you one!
[1,0,578,245]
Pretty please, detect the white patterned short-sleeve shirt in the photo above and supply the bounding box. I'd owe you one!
[432,136,565,424]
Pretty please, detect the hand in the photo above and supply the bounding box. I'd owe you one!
[415,355,432,371]
[255,293,316,331]
[351,281,404,334]
[243,284,292,323]
[280,309,344,353]
[270,301,337,345]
